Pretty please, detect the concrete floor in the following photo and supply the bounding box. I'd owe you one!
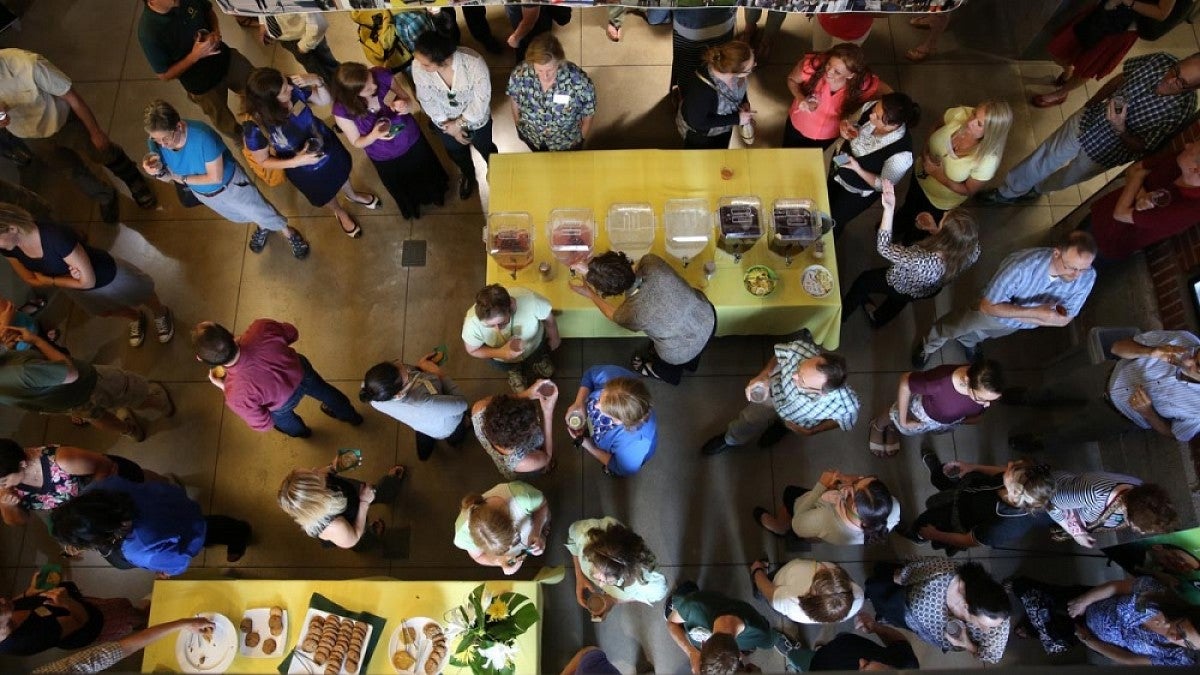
[1,1,1199,672]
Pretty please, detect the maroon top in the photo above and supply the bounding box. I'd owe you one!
[908,364,985,424]
[1090,151,1200,260]
[223,319,304,431]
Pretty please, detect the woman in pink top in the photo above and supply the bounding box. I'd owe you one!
[783,43,891,149]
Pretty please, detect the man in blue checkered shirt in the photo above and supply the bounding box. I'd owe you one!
[701,331,860,455]
[979,52,1200,204]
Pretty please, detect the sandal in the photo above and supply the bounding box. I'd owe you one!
[869,422,901,458]
[336,213,363,238]
[905,44,936,63]
[605,21,621,42]
[351,194,381,210]
[630,353,663,381]
[1032,91,1069,108]
[18,296,46,315]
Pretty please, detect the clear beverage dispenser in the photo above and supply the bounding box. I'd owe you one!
[716,195,763,262]
[663,198,711,268]
[486,212,534,279]
[606,203,656,260]
[769,199,834,266]
[548,208,595,275]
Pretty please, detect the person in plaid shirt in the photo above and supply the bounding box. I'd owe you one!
[979,52,1200,204]
[701,331,860,455]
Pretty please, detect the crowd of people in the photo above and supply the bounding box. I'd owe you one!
[0,1,1199,673]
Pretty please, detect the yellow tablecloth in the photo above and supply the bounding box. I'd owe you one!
[142,579,541,674]
[485,149,842,348]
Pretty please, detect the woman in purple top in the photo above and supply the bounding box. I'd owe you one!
[331,63,449,220]
[868,361,1003,457]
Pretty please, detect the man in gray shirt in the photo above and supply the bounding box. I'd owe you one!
[571,251,716,385]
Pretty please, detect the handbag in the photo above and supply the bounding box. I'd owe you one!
[1049,492,1127,542]
[240,121,286,188]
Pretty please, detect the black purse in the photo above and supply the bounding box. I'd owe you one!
[174,182,201,209]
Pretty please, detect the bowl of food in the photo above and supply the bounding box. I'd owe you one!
[743,265,778,297]
[801,264,835,298]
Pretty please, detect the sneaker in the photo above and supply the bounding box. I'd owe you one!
[248,226,270,254]
[320,403,364,426]
[154,307,175,343]
[528,354,554,379]
[757,421,788,448]
[99,196,120,224]
[128,313,147,347]
[117,408,145,442]
[506,369,526,393]
[287,229,310,259]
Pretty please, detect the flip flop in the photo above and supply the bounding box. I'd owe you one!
[905,45,936,63]
[869,422,900,458]
[881,425,901,458]
[1032,91,1069,108]
[753,507,785,536]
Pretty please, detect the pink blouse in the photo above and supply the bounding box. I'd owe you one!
[787,54,881,141]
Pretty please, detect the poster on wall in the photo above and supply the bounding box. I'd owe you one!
[214,0,962,17]
[1104,526,1200,604]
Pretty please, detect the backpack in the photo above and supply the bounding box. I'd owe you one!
[351,10,412,71]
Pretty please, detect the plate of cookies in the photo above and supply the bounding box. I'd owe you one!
[175,612,237,673]
[290,609,371,675]
[389,617,448,675]
[239,606,287,658]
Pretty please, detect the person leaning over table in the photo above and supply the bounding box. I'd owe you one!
[826,93,919,238]
[752,469,900,546]
[507,33,596,152]
[774,612,921,672]
[905,453,1056,557]
[141,99,310,259]
[841,182,980,331]
[277,462,407,551]
[864,558,1012,664]
[566,516,668,620]
[359,354,470,462]
[700,331,859,456]
[571,251,716,386]
[0,438,169,527]
[462,284,561,393]
[471,380,558,479]
[564,365,658,477]
[411,26,497,200]
[892,100,1013,246]
[454,480,549,575]
[330,62,448,221]
[664,581,775,675]
[677,40,755,150]
[0,574,144,657]
[30,616,214,674]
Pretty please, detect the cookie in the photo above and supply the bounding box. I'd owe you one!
[240,617,254,634]
[423,624,442,639]
[392,651,416,670]
[302,637,318,652]
[269,606,284,618]
[269,615,283,636]
[244,631,260,648]
[262,638,277,655]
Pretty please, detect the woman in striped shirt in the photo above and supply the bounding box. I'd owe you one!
[842,180,981,329]
[1047,472,1178,548]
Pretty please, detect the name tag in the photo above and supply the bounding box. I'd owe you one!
[552,94,570,105]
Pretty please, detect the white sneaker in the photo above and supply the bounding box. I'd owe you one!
[128,314,146,347]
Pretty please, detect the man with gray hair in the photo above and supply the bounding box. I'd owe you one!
[141,99,309,258]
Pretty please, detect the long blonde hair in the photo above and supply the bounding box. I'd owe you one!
[0,203,37,236]
[916,208,979,281]
[974,100,1013,162]
[460,493,519,555]
[278,470,347,537]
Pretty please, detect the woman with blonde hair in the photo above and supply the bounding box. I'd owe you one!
[893,101,1013,246]
[564,365,657,477]
[906,453,1056,556]
[677,40,755,149]
[507,33,596,152]
[843,181,981,330]
[277,462,406,550]
[330,62,448,220]
[784,42,892,149]
[0,203,174,348]
[453,481,549,575]
[749,558,863,625]
[566,517,667,619]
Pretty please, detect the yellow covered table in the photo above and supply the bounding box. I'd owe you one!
[485,149,841,348]
[141,579,541,674]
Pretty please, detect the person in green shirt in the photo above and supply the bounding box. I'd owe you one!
[665,581,775,674]
[0,326,173,441]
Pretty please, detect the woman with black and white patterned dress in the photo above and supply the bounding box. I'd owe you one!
[842,180,980,329]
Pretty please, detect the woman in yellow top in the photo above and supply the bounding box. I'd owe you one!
[893,102,1013,246]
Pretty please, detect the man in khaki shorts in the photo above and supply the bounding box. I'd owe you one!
[0,326,174,440]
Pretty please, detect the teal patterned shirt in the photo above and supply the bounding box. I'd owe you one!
[506,60,596,150]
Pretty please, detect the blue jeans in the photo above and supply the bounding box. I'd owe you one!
[270,356,358,436]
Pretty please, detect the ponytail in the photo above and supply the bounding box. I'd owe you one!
[854,479,895,545]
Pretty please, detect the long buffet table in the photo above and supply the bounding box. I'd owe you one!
[485,149,842,349]
[141,579,542,674]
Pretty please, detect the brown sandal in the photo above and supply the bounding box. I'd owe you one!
[1032,91,1069,108]
[905,45,936,63]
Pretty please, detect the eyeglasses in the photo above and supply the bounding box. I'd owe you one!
[446,90,458,106]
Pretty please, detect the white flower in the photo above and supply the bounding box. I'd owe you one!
[478,641,519,670]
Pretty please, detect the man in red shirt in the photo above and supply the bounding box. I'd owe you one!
[191,319,362,437]
[1085,142,1200,261]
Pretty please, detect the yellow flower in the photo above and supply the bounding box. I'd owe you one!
[485,599,508,621]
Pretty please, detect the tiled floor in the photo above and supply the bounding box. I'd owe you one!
[1,2,1198,672]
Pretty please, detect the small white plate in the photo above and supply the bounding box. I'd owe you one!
[387,617,447,675]
[176,612,237,673]
[238,607,288,658]
[289,608,372,675]
[801,264,835,298]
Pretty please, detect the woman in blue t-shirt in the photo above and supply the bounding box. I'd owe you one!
[564,365,658,476]
[243,67,378,238]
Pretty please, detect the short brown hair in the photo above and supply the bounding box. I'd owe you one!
[798,564,857,623]
[1060,230,1098,258]
[584,251,636,297]
[598,377,652,427]
[814,353,848,392]
[699,633,741,675]
[481,394,542,449]
[474,285,513,321]
[1124,483,1178,534]
[524,33,564,65]
[702,40,752,75]
[191,322,238,365]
